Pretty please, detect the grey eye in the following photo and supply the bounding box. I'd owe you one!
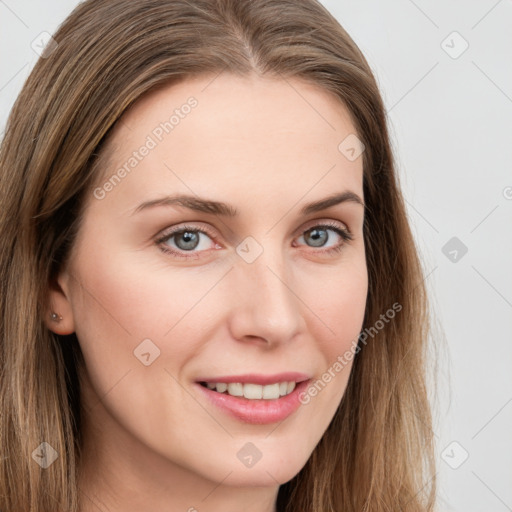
[173,230,201,251]
[303,227,330,247]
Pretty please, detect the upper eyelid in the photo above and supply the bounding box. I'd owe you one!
[299,218,349,233]
[156,222,216,242]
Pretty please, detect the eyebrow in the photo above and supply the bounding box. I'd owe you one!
[131,190,365,217]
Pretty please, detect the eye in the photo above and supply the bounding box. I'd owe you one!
[156,224,219,259]
[294,221,353,255]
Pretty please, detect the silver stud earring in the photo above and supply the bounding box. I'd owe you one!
[50,312,63,322]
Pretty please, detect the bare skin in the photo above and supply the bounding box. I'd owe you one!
[46,72,368,512]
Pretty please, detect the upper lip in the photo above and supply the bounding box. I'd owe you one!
[196,372,311,385]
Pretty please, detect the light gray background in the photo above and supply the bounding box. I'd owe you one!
[1,1,511,511]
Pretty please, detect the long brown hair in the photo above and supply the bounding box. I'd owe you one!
[0,0,437,510]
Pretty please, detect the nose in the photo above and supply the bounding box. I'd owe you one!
[226,248,303,347]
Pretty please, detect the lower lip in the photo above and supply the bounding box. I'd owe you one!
[195,380,310,425]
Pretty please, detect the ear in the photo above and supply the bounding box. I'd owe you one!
[44,270,76,335]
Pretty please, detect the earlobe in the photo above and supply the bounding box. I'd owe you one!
[44,272,76,335]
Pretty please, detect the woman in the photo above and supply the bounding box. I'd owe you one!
[0,0,437,510]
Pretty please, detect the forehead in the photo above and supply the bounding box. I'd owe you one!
[92,73,364,213]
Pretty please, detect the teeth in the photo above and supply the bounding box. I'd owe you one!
[262,383,280,399]
[204,381,298,400]
[243,383,263,399]
[227,383,243,397]
[216,382,227,393]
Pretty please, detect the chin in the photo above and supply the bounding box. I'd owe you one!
[217,461,306,488]
[201,443,312,487]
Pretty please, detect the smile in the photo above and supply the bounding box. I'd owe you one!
[195,372,311,424]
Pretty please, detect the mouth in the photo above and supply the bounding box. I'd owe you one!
[194,372,311,424]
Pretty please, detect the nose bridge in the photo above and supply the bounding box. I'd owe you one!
[228,245,302,345]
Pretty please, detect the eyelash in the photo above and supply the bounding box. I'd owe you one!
[155,221,353,259]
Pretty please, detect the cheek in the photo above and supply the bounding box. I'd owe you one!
[70,243,226,342]
[68,249,226,453]
[286,255,367,430]
[67,245,232,403]
[304,256,368,351]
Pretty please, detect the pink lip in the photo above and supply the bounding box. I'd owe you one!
[194,376,311,425]
[195,372,310,385]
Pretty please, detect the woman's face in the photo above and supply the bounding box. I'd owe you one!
[48,73,367,491]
